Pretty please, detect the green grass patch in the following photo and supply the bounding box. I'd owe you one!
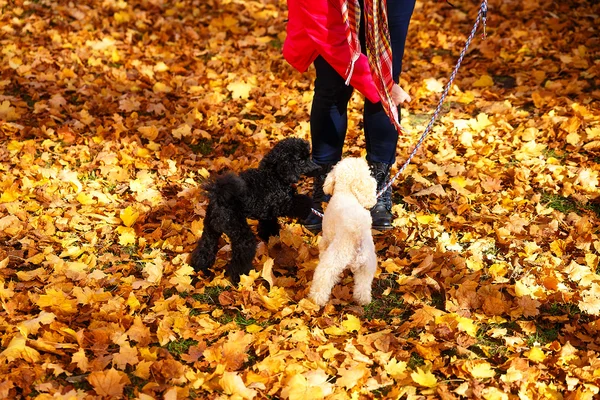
[165,338,199,356]
[407,352,425,370]
[223,140,240,156]
[363,276,409,322]
[124,375,148,399]
[371,385,393,398]
[543,148,567,161]
[269,38,282,49]
[526,324,559,347]
[541,192,600,218]
[543,301,581,317]
[192,286,229,305]
[188,139,213,155]
[541,192,579,214]
[471,326,508,359]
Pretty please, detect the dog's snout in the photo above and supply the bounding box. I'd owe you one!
[304,159,321,177]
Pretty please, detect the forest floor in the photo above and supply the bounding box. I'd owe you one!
[0,0,599,398]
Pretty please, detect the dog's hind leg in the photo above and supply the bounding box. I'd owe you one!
[309,243,354,307]
[223,218,257,285]
[352,237,377,305]
[189,224,221,274]
[257,218,281,242]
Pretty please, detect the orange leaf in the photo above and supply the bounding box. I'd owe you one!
[87,368,129,397]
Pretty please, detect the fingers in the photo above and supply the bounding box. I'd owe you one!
[391,83,411,105]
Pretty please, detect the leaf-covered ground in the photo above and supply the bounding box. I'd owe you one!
[1,0,600,398]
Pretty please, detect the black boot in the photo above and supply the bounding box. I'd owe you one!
[369,161,394,230]
[303,163,334,234]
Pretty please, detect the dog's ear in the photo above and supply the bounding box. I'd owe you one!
[323,168,335,195]
[351,170,377,209]
[280,168,300,184]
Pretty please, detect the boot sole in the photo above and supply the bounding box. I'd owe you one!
[303,224,322,234]
[372,224,394,231]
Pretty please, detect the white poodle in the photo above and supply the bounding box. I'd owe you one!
[308,157,379,307]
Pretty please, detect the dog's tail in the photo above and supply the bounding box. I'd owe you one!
[203,172,247,206]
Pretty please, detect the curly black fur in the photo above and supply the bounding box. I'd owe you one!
[189,138,320,284]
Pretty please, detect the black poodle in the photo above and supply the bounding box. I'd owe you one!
[189,137,320,284]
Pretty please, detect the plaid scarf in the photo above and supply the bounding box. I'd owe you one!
[342,0,403,135]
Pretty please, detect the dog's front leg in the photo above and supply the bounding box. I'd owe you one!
[257,218,281,242]
[287,193,314,219]
[189,224,221,275]
[223,218,258,285]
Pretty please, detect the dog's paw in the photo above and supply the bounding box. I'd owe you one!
[353,290,372,306]
[291,194,314,219]
[308,290,330,308]
[188,251,208,272]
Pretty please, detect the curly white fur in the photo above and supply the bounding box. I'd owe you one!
[308,158,378,307]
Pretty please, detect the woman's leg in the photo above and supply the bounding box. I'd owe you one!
[363,0,416,229]
[364,0,416,164]
[304,56,354,233]
[310,56,355,164]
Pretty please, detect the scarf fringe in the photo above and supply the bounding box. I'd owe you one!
[345,52,360,85]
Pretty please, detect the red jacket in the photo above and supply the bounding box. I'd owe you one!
[283,0,381,103]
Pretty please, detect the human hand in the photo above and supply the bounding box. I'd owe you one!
[391,83,411,105]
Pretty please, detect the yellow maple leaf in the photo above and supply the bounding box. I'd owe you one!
[172,123,192,139]
[0,100,19,121]
[336,363,368,389]
[143,257,164,283]
[416,214,438,225]
[385,358,408,379]
[117,226,136,246]
[566,131,581,146]
[112,342,140,370]
[0,187,20,203]
[342,314,361,333]
[168,263,195,292]
[153,82,172,93]
[259,285,289,311]
[246,324,262,333]
[36,289,78,314]
[227,81,254,99]
[473,74,494,87]
[467,361,497,379]
[72,348,89,372]
[456,316,478,337]
[579,282,600,316]
[0,334,40,362]
[281,369,334,400]
[257,258,274,289]
[220,331,254,371]
[220,371,257,399]
[411,367,437,388]
[127,316,152,346]
[59,169,82,192]
[323,325,346,336]
[526,347,546,363]
[0,215,20,233]
[481,387,509,400]
[120,206,140,227]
